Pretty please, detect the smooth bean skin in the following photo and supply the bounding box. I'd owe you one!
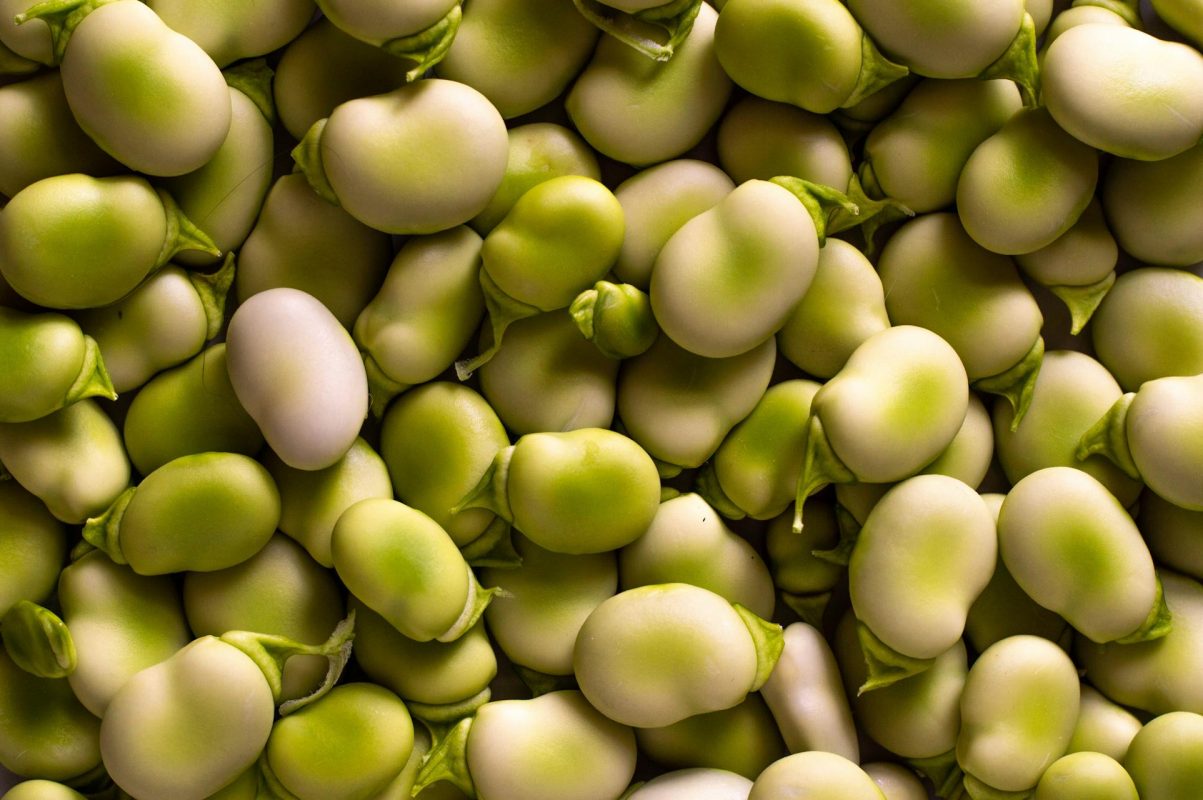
[863,78,1021,214]
[626,769,752,800]
[379,382,508,548]
[1042,24,1203,161]
[566,3,731,166]
[0,71,117,197]
[0,0,52,64]
[0,481,65,617]
[1034,752,1138,800]
[1124,711,1203,800]
[184,535,346,702]
[1141,492,1203,582]
[612,159,734,290]
[469,123,601,236]
[227,287,368,471]
[316,0,455,43]
[748,751,885,800]
[312,79,509,235]
[1,781,87,800]
[481,535,616,676]
[146,0,315,67]
[0,400,130,524]
[266,682,415,800]
[1014,197,1116,290]
[1103,141,1203,268]
[1153,0,1203,48]
[636,695,786,780]
[437,0,597,118]
[1121,374,1203,511]
[957,635,1080,793]
[777,239,889,379]
[574,584,771,728]
[466,691,636,800]
[266,438,392,568]
[237,173,392,329]
[108,452,280,575]
[351,599,496,708]
[478,310,618,435]
[121,343,263,476]
[0,650,100,783]
[956,106,1098,255]
[0,307,112,424]
[1091,268,1203,392]
[59,550,190,717]
[717,97,852,188]
[765,498,843,608]
[100,637,275,800]
[1068,686,1142,763]
[620,494,775,619]
[964,547,1069,654]
[862,763,927,800]
[56,0,231,176]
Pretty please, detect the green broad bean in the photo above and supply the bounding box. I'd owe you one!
[437,0,597,118]
[1042,24,1203,160]
[998,467,1165,643]
[272,19,411,140]
[1024,0,1052,34]
[612,159,734,290]
[714,0,907,114]
[635,695,787,780]
[236,173,392,329]
[1078,571,1203,715]
[84,451,280,575]
[458,427,660,555]
[314,0,460,78]
[478,310,619,435]
[794,325,969,520]
[862,763,928,800]
[764,498,843,624]
[992,350,1141,507]
[77,262,231,394]
[1014,198,1117,334]
[625,769,752,800]
[0,71,117,198]
[878,212,1044,419]
[1141,492,1203,581]
[849,475,995,670]
[1068,686,1142,762]
[0,307,114,423]
[1124,711,1203,800]
[964,542,1071,654]
[266,437,393,569]
[0,650,100,782]
[1080,373,1203,511]
[861,78,1021,215]
[1,600,74,679]
[0,39,36,78]
[1090,267,1203,392]
[956,106,1099,256]
[649,179,829,359]
[145,0,314,67]
[573,583,782,728]
[1152,0,1203,47]
[264,682,414,800]
[20,0,231,176]
[418,690,636,800]
[957,634,1080,795]
[1040,3,1131,57]
[479,534,615,678]
[332,498,494,643]
[351,599,495,716]
[570,280,658,361]
[0,482,65,618]
[121,343,263,476]
[717,98,850,190]
[165,72,274,269]
[183,535,346,702]
[748,751,885,800]
[354,227,485,411]
[1034,751,1138,800]
[379,382,509,549]
[293,78,508,236]
[98,616,354,800]
[619,493,775,618]
[1103,140,1203,268]
[0,400,130,524]
[205,767,260,800]
[760,622,858,760]
[0,0,51,64]
[566,3,731,166]
[0,174,218,309]
[58,550,190,716]
[845,0,1038,102]
[776,238,890,379]
[1,781,86,800]
[226,287,368,471]
[469,123,601,236]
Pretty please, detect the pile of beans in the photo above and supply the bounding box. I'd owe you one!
[2,0,1203,798]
